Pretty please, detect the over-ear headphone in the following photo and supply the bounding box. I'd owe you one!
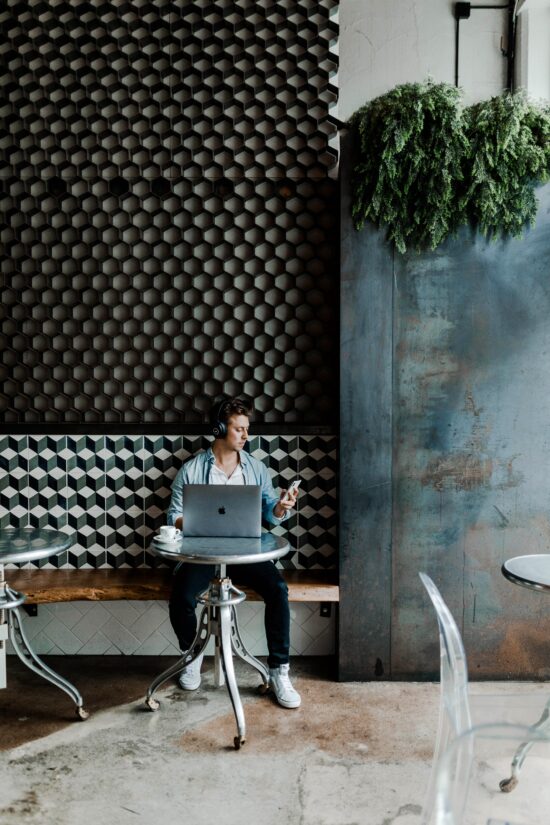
[211,398,230,438]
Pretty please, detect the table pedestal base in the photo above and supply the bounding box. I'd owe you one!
[145,570,270,749]
[1,564,89,719]
[499,700,550,792]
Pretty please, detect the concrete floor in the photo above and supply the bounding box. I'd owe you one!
[0,657,548,825]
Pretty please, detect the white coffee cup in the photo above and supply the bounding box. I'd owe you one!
[159,525,181,542]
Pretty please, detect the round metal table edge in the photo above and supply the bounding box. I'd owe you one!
[0,528,75,565]
[150,534,290,566]
[501,557,550,593]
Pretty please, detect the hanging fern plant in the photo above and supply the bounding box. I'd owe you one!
[349,80,469,254]
[463,93,550,239]
[349,83,550,253]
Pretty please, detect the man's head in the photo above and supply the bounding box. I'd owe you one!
[210,397,252,450]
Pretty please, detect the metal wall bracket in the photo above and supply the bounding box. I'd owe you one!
[22,604,38,617]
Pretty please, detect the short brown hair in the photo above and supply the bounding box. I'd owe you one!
[210,397,252,427]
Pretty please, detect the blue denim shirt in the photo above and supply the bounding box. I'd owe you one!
[166,447,287,528]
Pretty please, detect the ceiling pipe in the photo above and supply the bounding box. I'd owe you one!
[454,1,516,91]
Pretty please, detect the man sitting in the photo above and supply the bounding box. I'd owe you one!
[166,396,301,708]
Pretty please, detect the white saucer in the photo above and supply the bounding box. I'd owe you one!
[155,535,181,544]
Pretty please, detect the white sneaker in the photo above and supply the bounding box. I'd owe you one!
[268,663,301,709]
[178,652,204,690]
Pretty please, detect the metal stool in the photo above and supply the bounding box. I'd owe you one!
[145,563,270,749]
[0,562,89,719]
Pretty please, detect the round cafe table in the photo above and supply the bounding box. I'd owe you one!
[145,533,290,749]
[502,554,550,593]
[0,527,88,719]
[500,553,550,791]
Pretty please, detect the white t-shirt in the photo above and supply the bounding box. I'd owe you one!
[210,462,244,486]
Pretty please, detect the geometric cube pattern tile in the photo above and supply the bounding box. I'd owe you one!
[0,434,337,570]
[0,0,340,428]
[295,436,338,569]
[6,600,335,657]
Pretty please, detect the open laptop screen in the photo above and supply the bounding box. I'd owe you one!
[182,484,262,538]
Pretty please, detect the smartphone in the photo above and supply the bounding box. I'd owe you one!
[284,479,301,500]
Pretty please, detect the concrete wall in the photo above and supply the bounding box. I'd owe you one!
[516,6,550,101]
[339,0,550,117]
[339,0,509,117]
[339,0,550,116]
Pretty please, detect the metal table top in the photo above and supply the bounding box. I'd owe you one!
[0,528,73,565]
[502,554,550,593]
[150,533,290,565]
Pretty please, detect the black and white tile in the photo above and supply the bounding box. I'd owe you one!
[0,434,337,570]
[0,436,27,529]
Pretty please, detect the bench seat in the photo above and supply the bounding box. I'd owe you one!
[5,569,339,605]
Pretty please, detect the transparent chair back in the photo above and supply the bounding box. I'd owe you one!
[419,573,473,824]
[434,722,550,825]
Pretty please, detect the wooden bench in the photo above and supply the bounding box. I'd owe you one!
[5,569,339,606]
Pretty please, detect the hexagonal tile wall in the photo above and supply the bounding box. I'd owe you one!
[0,0,339,428]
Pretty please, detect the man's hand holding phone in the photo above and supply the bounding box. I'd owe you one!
[273,479,301,518]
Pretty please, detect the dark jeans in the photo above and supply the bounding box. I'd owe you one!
[169,561,290,669]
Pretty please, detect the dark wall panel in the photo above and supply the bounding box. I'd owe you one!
[0,0,339,430]
[339,134,393,680]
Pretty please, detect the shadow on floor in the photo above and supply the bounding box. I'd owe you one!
[0,655,337,751]
[0,656,179,750]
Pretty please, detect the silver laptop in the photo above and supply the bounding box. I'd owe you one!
[182,485,262,538]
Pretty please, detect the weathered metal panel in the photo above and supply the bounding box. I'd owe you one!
[340,163,550,679]
[339,133,393,680]
[391,183,550,679]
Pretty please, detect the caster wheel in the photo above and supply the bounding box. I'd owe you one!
[499,776,518,793]
[234,736,246,750]
[146,697,160,712]
[258,683,270,695]
[76,707,90,721]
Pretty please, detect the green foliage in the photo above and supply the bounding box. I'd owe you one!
[349,81,468,254]
[463,93,550,238]
[349,83,550,253]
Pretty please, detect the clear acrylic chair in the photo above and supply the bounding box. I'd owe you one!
[419,573,550,824]
[433,722,550,825]
[419,572,473,825]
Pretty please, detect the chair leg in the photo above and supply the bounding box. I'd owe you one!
[0,619,8,690]
[8,606,89,720]
[499,701,550,792]
[145,606,210,710]
[219,601,246,749]
[421,691,464,825]
[230,605,270,690]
